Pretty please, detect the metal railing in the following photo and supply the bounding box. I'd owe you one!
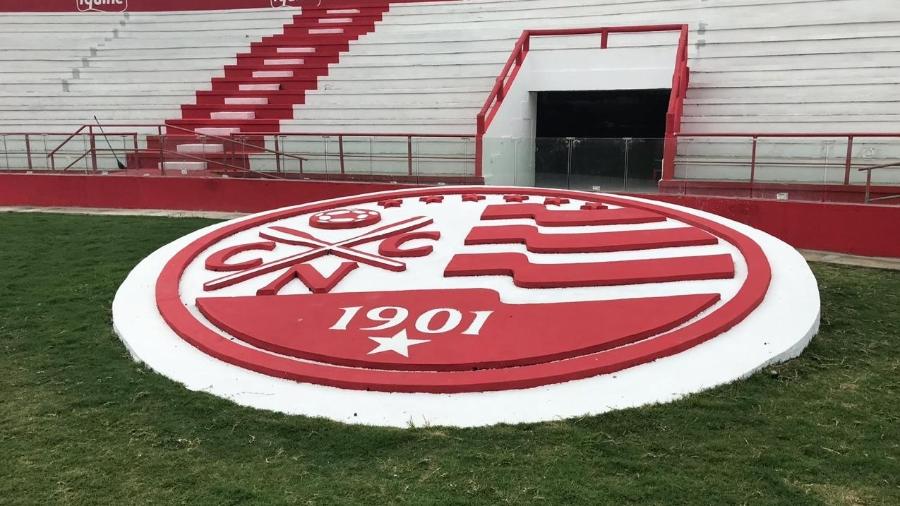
[2,123,478,182]
[860,161,900,203]
[676,132,900,187]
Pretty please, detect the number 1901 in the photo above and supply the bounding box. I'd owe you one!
[330,306,494,336]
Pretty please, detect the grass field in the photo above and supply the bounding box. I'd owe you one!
[1,212,898,505]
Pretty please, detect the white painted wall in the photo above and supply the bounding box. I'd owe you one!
[482,44,677,185]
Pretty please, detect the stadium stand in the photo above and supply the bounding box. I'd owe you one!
[0,0,898,191]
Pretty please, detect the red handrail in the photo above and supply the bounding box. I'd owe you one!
[32,123,477,178]
[475,24,690,179]
[677,132,900,187]
[858,162,900,203]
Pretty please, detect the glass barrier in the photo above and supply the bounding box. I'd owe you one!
[480,135,900,203]
[2,130,897,204]
[0,133,139,173]
[482,137,665,192]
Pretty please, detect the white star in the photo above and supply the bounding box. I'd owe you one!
[367,329,430,358]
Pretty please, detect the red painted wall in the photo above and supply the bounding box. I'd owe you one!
[0,0,435,12]
[0,174,415,213]
[636,193,900,259]
[2,174,897,258]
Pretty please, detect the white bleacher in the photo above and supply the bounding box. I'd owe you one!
[0,0,898,184]
[277,0,900,183]
[0,8,295,133]
[284,0,900,135]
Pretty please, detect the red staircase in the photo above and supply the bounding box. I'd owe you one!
[129,1,392,174]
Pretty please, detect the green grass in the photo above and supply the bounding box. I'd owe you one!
[0,212,898,505]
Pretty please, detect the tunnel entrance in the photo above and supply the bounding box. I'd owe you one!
[534,89,670,191]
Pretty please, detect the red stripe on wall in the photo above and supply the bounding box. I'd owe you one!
[0,0,443,12]
[0,173,414,213]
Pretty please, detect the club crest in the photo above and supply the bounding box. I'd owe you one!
[115,188,819,426]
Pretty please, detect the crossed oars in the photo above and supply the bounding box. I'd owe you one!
[204,216,433,291]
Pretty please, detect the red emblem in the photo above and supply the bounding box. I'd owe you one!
[156,189,771,393]
[309,208,381,230]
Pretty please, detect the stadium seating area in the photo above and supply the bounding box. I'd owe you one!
[0,0,898,188]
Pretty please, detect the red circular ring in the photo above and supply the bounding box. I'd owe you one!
[155,188,770,393]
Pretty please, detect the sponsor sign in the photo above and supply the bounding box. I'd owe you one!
[76,0,127,12]
[115,188,819,426]
[271,0,301,8]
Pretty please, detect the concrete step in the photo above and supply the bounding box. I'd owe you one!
[176,143,225,154]
[277,47,316,54]
[239,83,282,92]
[194,127,241,136]
[253,70,293,78]
[160,161,207,171]
[224,97,269,105]
[210,111,257,120]
[265,58,305,65]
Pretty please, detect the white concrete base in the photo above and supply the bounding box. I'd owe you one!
[112,189,820,428]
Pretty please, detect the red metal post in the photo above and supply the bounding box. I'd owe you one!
[750,136,758,197]
[338,134,345,174]
[25,134,32,170]
[274,135,282,174]
[131,132,138,169]
[844,135,854,185]
[661,112,676,180]
[159,133,166,176]
[407,135,413,176]
[601,30,609,49]
[475,114,485,177]
[864,167,872,203]
[88,125,98,172]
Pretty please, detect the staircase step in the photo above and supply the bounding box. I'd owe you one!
[161,161,207,171]
[277,46,315,54]
[253,70,293,78]
[176,143,225,154]
[167,1,388,142]
[195,127,240,136]
[210,111,257,120]
[197,91,305,106]
[239,83,281,91]
[265,58,304,65]
[225,97,269,105]
[309,28,344,35]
